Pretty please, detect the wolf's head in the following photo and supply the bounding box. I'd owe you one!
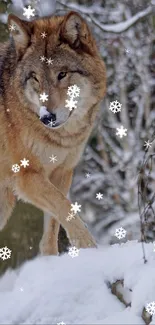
[8,11,106,129]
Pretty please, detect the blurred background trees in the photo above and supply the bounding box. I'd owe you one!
[0,0,154,274]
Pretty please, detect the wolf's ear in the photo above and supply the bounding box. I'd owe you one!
[8,14,32,54]
[60,11,93,52]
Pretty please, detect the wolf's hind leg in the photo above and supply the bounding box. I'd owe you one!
[0,187,16,231]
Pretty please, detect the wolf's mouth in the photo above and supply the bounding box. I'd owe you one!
[39,106,72,129]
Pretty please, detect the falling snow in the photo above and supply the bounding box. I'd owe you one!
[41,32,47,39]
[116,125,128,138]
[39,92,49,103]
[49,155,57,163]
[114,227,127,239]
[46,58,53,65]
[65,98,78,111]
[145,301,155,315]
[23,5,35,20]
[70,202,81,214]
[40,56,46,62]
[0,246,12,260]
[12,164,20,173]
[67,85,80,98]
[109,100,122,113]
[68,246,79,258]
[20,158,29,168]
[96,192,103,200]
[144,140,152,149]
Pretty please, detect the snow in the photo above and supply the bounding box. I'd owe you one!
[0,241,155,324]
[89,5,152,33]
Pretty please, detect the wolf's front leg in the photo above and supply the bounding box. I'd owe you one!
[39,212,60,255]
[40,168,73,256]
[15,170,96,250]
[0,186,16,231]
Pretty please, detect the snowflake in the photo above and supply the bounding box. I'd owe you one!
[65,98,78,111]
[71,202,81,214]
[39,92,49,103]
[115,227,127,240]
[85,172,91,178]
[23,5,35,20]
[67,85,80,98]
[57,322,66,325]
[20,158,29,168]
[41,32,47,39]
[68,246,79,258]
[109,100,122,113]
[20,287,24,292]
[146,301,155,315]
[66,212,76,222]
[40,56,46,62]
[96,192,103,200]
[0,246,12,260]
[46,58,53,65]
[116,125,127,138]
[48,120,56,127]
[49,155,57,163]
[12,164,20,173]
[9,24,16,31]
[144,140,152,150]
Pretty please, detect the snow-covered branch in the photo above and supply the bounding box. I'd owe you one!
[57,1,153,33]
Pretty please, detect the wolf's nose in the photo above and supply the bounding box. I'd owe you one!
[40,112,56,125]
[49,113,56,121]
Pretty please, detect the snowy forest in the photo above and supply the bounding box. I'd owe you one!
[0,0,155,324]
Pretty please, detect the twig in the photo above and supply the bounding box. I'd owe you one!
[57,1,154,34]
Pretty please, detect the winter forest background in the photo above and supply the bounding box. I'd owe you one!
[0,0,154,276]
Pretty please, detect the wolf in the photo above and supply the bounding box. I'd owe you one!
[0,11,106,255]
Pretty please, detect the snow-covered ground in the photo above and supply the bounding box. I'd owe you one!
[0,241,155,324]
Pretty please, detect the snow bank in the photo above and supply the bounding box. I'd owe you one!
[0,241,155,324]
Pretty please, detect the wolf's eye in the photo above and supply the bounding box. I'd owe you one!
[58,72,67,80]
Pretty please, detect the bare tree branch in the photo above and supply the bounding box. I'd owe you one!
[57,1,153,34]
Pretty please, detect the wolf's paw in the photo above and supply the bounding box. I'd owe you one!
[68,228,97,249]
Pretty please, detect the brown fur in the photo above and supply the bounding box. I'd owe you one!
[0,11,106,255]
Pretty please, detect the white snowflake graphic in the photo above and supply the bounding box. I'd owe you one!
[49,155,57,163]
[67,85,80,98]
[57,322,66,325]
[109,100,122,113]
[12,164,20,173]
[20,158,29,168]
[40,56,46,62]
[9,24,16,31]
[48,120,56,127]
[46,58,53,65]
[85,172,91,178]
[65,98,78,111]
[146,301,155,315]
[0,246,12,260]
[116,125,127,138]
[96,192,103,200]
[71,202,81,214]
[144,140,152,150]
[66,212,76,222]
[20,287,24,292]
[39,92,49,103]
[41,32,47,39]
[23,5,35,20]
[68,246,79,258]
[115,227,127,240]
